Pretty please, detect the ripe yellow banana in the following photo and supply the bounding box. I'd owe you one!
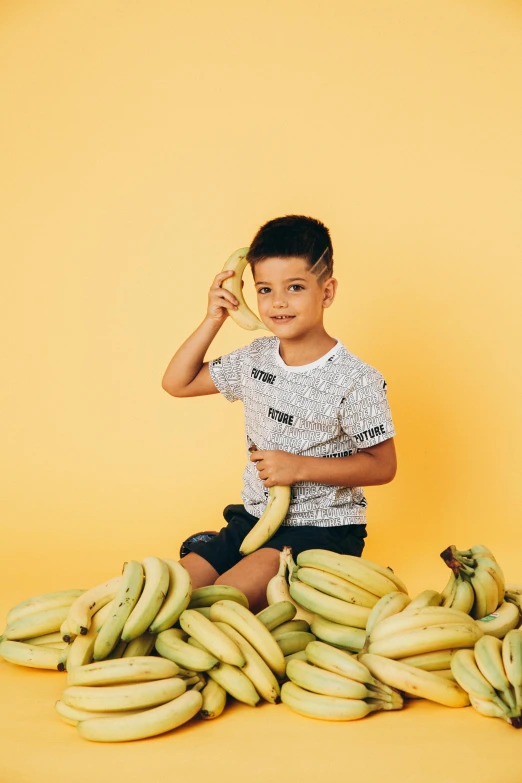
[448,578,474,614]
[296,551,398,598]
[286,658,369,699]
[200,679,227,719]
[305,640,393,696]
[271,620,310,640]
[188,585,249,609]
[4,605,71,641]
[474,635,517,712]
[67,656,179,687]
[451,648,510,713]
[369,606,478,643]
[148,559,191,634]
[398,648,458,671]
[25,632,65,647]
[365,591,411,638]
[310,616,365,652]
[239,486,291,555]
[121,557,169,642]
[0,639,63,670]
[476,600,520,639]
[66,576,122,636]
[179,609,245,667]
[209,600,286,678]
[214,621,280,704]
[475,557,505,601]
[122,632,156,658]
[257,600,297,630]
[155,629,218,672]
[402,590,442,614]
[295,567,380,609]
[284,650,308,664]
[471,569,498,620]
[368,623,483,659]
[207,663,260,707]
[55,699,141,726]
[6,589,85,626]
[93,562,144,660]
[281,681,375,721]
[360,653,470,707]
[220,247,268,331]
[440,573,456,605]
[62,676,186,713]
[502,629,522,712]
[66,601,114,671]
[358,561,408,594]
[289,582,370,629]
[77,689,203,742]
[276,631,316,657]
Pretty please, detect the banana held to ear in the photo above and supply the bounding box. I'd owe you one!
[220,247,269,331]
[239,486,291,556]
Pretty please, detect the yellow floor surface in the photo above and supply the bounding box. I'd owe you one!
[1,653,521,783]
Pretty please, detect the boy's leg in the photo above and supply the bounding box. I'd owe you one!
[179,552,219,590]
[214,548,280,614]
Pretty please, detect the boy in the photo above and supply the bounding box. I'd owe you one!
[162,215,397,612]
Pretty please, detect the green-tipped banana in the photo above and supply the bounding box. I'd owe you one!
[66,656,179,687]
[281,681,376,721]
[62,677,186,713]
[239,486,291,555]
[276,631,316,657]
[121,557,169,642]
[257,601,297,631]
[155,629,218,672]
[451,648,510,713]
[209,600,286,679]
[0,639,63,670]
[66,576,122,636]
[200,679,227,719]
[310,616,366,652]
[149,559,192,634]
[214,621,280,704]
[474,635,517,712]
[289,581,370,629]
[207,663,260,707]
[93,562,144,660]
[502,629,522,712]
[188,585,249,609]
[77,690,202,742]
[179,610,245,667]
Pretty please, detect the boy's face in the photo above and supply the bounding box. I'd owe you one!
[252,256,337,335]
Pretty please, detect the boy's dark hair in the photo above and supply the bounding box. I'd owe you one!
[247,215,333,283]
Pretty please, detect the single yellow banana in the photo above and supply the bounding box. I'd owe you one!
[295,567,380,609]
[77,690,203,742]
[179,609,245,667]
[289,582,370,629]
[451,648,509,712]
[310,616,366,652]
[361,653,470,707]
[220,247,268,331]
[502,629,522,712]
[209,600,286,678]
[257,601,297,630]
[449,578,475,614]
[474,635,517,712]
[475,557,505,601]
[55,699,141,726]
[365,591,411,638]
[276,631,316,657]
[66,601,114,671]
[66,576,122,636]
[122,632,156,658]
[296,551,399,598]
[271,620,310,640]
[471,569,498,619]
[369,606,478,643]
[121,557,169,641]
[155,629,218,672]
[398,648,458,671]
[62,677,186,713]
[284,650,308,664]
[93,562,144,660]
[281,681,375,721]
[67,656,179,687]
[200,679,227,719]
[6,589,85,626]
[149,559,192,634]
[286,658,369,699]
[305,640,392,693]
[214,621,280,704]
[402,590,442,614]
[356,560,408,594]
[440,573,456,605]
[0,639,63,670]
[4,605,71,641]
[469,695,521,726]
[207,663,260,706]
[188,585,249,609]
[24,631,65,647]
[476,600,520,639]
[239,486,291,555]
[368,623,483,659]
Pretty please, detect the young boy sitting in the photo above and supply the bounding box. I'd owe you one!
[162,215,397,612]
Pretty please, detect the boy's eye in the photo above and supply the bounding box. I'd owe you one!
[257,285,304,294]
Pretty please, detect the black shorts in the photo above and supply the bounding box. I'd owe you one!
[186,503,367,576]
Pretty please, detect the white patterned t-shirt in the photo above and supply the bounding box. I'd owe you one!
[208,336,395,527]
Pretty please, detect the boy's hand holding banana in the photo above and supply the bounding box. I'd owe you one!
[212,248,292,556]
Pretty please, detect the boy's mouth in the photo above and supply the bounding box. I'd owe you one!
[271,316,295,323]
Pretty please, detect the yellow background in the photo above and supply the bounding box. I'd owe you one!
[1,2,521,781]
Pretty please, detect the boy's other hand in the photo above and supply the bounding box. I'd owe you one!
[249,449,301,487]
[206,270,244,326]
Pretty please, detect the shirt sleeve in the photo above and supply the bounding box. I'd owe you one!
[208,344,248,403]
[339,365,396,447]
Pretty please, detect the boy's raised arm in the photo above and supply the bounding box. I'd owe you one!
[161,269,239,398]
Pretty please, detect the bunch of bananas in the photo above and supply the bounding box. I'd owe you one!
[281,639,403,721]
[450,631,522,728]
[440,544,520,637]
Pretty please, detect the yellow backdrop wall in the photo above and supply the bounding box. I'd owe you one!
[1,0,521,605]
